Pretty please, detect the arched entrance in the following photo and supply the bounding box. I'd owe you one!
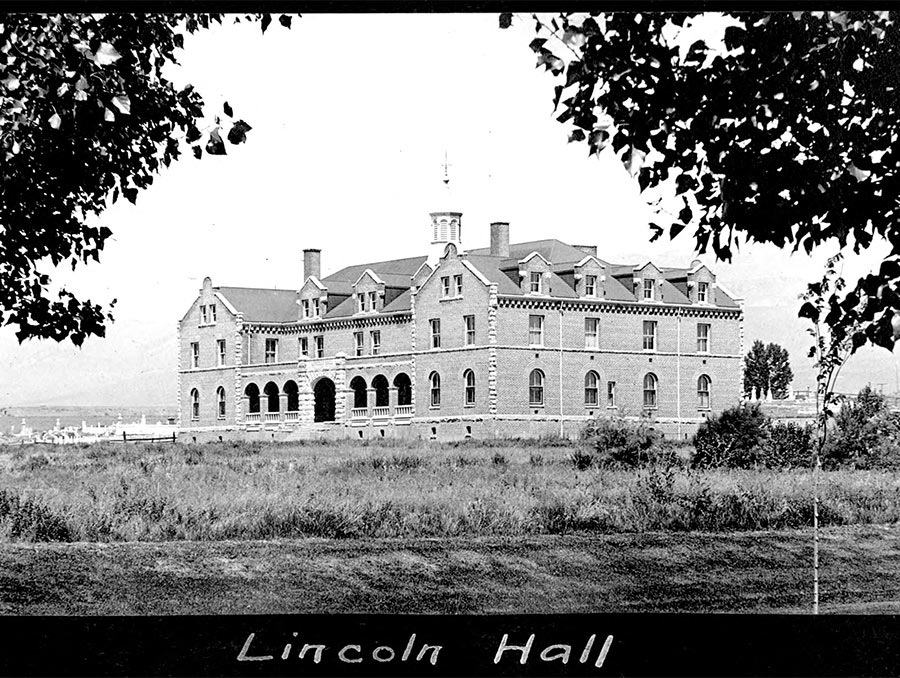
[313,377,336,422]
[244,383,261,413]
[372,374,389,408]
[349,376,368,409]
[284,380,299,412]
[264,381,280,412]
[393,373,412,406]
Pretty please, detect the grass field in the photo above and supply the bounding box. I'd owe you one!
[2,439,899,614]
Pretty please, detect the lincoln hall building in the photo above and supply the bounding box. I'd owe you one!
[178,201,744,442]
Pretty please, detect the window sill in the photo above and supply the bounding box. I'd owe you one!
[439,296,463,302]
[529,403,545,408]
[464,403,476,408]
[607,405,618,410]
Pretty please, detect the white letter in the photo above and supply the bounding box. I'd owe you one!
[237,633,273,662]
[417,644,442,665]
[338,645,362,664]
[494,634,534,665]
[401,634,416,661]
[540,644,571,664]
[580,634,596,663]
[373,646,395,662]
[595,635,614,668]
[299,644,326,663]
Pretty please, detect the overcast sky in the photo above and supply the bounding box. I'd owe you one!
[1,13,897,407]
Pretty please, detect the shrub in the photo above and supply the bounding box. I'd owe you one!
[0,489,72,542]
[823,387,899,469]
[765,422,813,468]
[569,449,594,471]
[491,452,508,466]
[692,403,769,469]
[580,417,662,468]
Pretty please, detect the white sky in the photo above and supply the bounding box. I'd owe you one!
[0,13,897,407]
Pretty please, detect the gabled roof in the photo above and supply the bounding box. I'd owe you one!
[216,287,299,323]
[353,268,385,287]
[467,239,591,264]
[324,255,428,285]
[518,251,551,266]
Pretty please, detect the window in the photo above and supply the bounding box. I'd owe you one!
[302,299,310,318]
[643,373,658,409]
[584,371,599,406]
[463,369,476,406]
[200,305,207,324]
[453,274,463,297]
[697,323,710,353]
[430,319,441,349]
[697,281,709,303]
[607,381,616,408]
[299,337,308,357]
[217,339,226,366]
[357,293,366,313]
[370,330,381,355]
[354,332,364,357]
[585,275,597,297]
[368,291,377,311]
[190,389,199,420]
[584,318,600,349]
[464,315,475,346]
[313,298,321,317]
[441,276,450,298]
[430,372,441,407]
[642,320,657,351]
[529,369,545,406]
[191,342,199,368]
[314,336,324,358]
[529,315,544,346]
[643,278,655,300]
[698,375,711,410]
[217,386,226,419]
[529,271,542,294]
[210,304,217,322]
[265,338,278,363]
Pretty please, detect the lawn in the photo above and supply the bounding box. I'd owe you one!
[2,439,900,614]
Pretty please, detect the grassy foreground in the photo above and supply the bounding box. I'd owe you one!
[2,526,900,614]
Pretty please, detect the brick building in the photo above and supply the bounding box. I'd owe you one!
[178,201,743,441]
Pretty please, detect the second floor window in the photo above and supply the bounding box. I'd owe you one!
[430,319,441,349]
[354,332,364,357]
[529,315,544,346]
[453,274,463,296]
[585,275,597,297]
[217,339,226,366]
[643,320,657,351]
[529,271,542,294]
[464,315,475,345]
[371,330,381,355]
[191,342,199,368]
[698,281,709,303]
[697,323,710,353]
[314,336,324,358]
[299,337,308,357]
[584,318,599,349]
[265,338,278,363]
[441,276,451,298]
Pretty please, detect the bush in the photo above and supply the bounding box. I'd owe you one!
[692,403,769,469]
[579,417,662,468]
[0,489,72,542]
[765,422,813,469]
[823,387,900,469]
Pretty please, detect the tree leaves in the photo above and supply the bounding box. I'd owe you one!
[223,101,233,117]
[499,13,513,29]
[205,127,226,155]
[227,120,252,144]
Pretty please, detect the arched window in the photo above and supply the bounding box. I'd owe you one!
[264,381,280,412]
[584,371,599,406]
[439,219,448,240]
[450,219,458,241]
[463,369,475,406]
[393,373,412,406]
[529,369,544,406]
[244,383,260,414]
[216,386,226,419]
[284,380,299,412]
[190,388,200,420]
[643,373,658,409]
[372,374,389,408]
[698,375,711,410]
[349,376,368,410]
[430,372,441,407]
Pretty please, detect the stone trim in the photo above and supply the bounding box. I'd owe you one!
[175,322,182,427]
[498,295,741,319]
[244,312,412,334]
[487,283,498,415]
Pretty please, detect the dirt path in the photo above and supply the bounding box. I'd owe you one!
[2,525,899,614]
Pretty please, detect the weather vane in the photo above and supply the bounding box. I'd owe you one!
[442,151,451,186]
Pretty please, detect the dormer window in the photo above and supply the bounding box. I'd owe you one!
[453,274,463,296]
[302,300,310,318]
[529,272,542,294]
[209,304,216,322]
[585,275,597,297]
[200,305,208,324]
[357,293,367,313]
[368,291,377,311]
[643,279,655,300]
[313,298,321,317]
[698,282,709,303]
[441,276,450,298]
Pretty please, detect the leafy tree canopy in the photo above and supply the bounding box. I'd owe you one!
[503,10,900,352]
[743,339,794,400]
[1,13,293,344]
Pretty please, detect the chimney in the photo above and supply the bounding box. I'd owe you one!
[490,222,510,258]
[303,249,321,281]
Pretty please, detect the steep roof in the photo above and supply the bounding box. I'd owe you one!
[215,287,298,323]
[467,239,591,264]
[324,255,427,286]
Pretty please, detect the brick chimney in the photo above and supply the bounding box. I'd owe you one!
[490,222,510,258]
[303,249,321,281]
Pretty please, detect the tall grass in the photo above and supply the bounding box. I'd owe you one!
[1,441,899,542]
